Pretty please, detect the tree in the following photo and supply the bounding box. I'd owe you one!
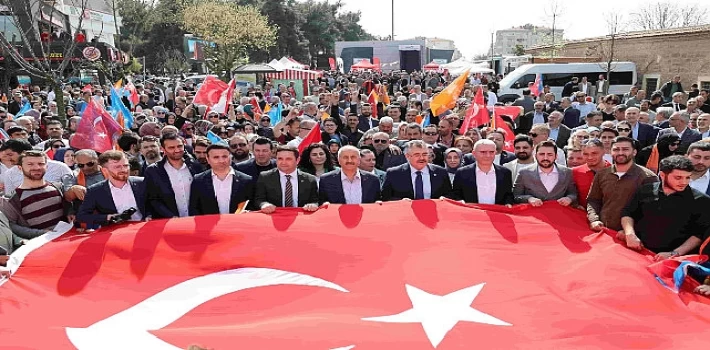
[182,0,276,80]
[585,12,626,86]
[0,0,91,124]
[113,0,159,56]
[630,2,709,30]
[513,45,526,56]
[539,0,565,61]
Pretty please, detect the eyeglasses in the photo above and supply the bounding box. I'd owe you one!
[300,127,312,131]
[616,128,631,132]
[423,131,438,136]
[76,161,96,168]
[229,143,247,148]
[373,139,388,144]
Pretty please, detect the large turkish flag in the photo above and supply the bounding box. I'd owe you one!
[2,200,709,349]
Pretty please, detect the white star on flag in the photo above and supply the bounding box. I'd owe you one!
[362,283,511,348]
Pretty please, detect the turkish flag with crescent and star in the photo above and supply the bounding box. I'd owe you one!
[2,200,710,349]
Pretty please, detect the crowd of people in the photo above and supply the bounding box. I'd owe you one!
[0,70,709,295]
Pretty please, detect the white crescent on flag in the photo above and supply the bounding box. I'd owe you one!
[66,268,349,350]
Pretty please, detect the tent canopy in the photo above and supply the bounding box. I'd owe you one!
[350,59,380,71]
[423,61,441,71]
[265,58,322,80]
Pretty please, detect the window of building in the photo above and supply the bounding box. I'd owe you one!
[0,15,22,43]
[700,81,710,90]
[643,74,661,92]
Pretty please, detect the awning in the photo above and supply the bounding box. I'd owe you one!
[265,68,322,80]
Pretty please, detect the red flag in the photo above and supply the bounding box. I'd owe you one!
[125,82,139,108]
[81,84,93,93]
[530,73,542,96]
[298,122,322,154]
[250,96,263,115]
[69,99,122,153]
[194,76,232,114]
[328,57,336,70]
[491,107,515,152]
[460,86,489,134]
[493,105,524,120]
[367,88,379,106]
[2,202,710,349]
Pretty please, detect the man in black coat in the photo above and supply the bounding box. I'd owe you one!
[189,144,254,216]
[562,77,579,98]
[318,146,381,204]
[234,137,276,180]
[452,140,514,205]
[254,145,319,213]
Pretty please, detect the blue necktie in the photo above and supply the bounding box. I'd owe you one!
[414,171,424,200]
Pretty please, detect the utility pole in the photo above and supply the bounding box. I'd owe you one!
[391,0,395,40]
[490,32,495,69]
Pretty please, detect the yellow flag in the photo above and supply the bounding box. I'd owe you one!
[321,111,331,121]
[263,104,271,113]
[429,69,470,116]
[380,85,391,105]
[114,78,123,89]
[234,200,249,214]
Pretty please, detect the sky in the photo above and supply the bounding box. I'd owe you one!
[334,0,707,57]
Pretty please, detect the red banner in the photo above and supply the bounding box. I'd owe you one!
[328,57,336,71]
[1,201,709,349]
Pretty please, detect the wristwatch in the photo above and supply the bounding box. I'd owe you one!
[670,251,680,257]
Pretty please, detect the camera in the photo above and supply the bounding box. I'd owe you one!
[107,208,137,225]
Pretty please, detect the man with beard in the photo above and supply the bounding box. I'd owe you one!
[192,137,211,167]
[687,141,710,195]
[586,137,658,232]
[513,141,577,206]
[504,134,536,181]
[229,135,251,164]
[139,136,162,175]
[357,103,379,132]
[370,131,406,171]
[144,133,204,219]
[342,113,364,146]
[0,150,69,239]
[620,156,710,263]
[571,139,609,208]
[77,151,147,227]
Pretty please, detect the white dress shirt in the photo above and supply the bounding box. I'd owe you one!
[475,165,497,204]
[341,171,363,204]
[409,165,432,199]
[164,161,193,217]
[108,180,142,221]
[700,129,710,139]
[212,169,235,214]
[2,159,72,197]
[690,170,710,194]
[532,112,546,125]
[286,136,304,149]
[677,127,688,139]
[539,165,559,193]
[632,122,640,140]
[279,170,299,207]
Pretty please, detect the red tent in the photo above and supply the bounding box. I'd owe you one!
[350,59,380,71]
[423,61,441,71]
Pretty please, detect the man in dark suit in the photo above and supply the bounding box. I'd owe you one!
[319,146,381,204]
[657,111,702,154]
[516,101,549,135]
[543,93,560,114]
[234,137,276,180]
[511,89,536,115]
[661,92,687,111]
[382,140,452,201]
[357,103,379,132]
[513,141,577,206]
[624,107,659,149]
[452,140,514,205]
[560,97,582,129]
[144,133,204,219]
[547,111,572,149]
[255,145,319,213]
[463,130,516,166]
[562,77,579,98]
[189,143,255,216]
[77,151,147,227]
[342,113,365,146]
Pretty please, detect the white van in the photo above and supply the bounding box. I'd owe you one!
[497,62,637,103]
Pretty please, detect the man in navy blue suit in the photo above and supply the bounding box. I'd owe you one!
[144,133,204,219]
[319,146,381,204]
[357,103,379,132]
[625,107,659,149]
[77,151,148,227]
[381,140,452,201]
[189,143,255,216]
[452,140,514,205]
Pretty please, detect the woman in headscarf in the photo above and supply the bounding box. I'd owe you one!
[636,132,681,173]
[444,148,463,182]
[53,147,75,170]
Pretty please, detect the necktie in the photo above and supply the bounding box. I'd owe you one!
[414,171,424,200]
[675,103,679,111]
[284,174,293,207]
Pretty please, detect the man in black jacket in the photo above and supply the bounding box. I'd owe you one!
[144,133,204,219]
[234,137,276,180]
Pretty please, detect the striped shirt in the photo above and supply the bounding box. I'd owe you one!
[16,184,64,230]
[2,159,73,197]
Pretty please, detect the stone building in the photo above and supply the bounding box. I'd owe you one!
[526,25,710,93]
[495,24,564,55]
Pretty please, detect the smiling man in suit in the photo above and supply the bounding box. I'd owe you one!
[255,145,319,213]
[452,139,514,205]
[513,140,577,206]
[319,146,381,204]
[189,143,254,216]
[624,107,659,149]
[382,140,452,201]
[77,151,147,227]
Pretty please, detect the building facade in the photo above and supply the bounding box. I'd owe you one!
[63,0,121,47]
[525,25,710,93]
[495,24,564,55]
[335,38,460,72]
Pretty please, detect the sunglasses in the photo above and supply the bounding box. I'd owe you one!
[373,139,388,144]
[576,135,590,139]
[76,161,96,168]
[617,128,631,132]
[185,127,194,131]
[671,142,681,146]
[529,133,538,137]
[209,115,219,118]
[423,132,438,136]
[52,144,63,149]
[229,143,247,148]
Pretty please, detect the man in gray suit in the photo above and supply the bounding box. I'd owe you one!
[254,145,319,214]
[513,140,578,206]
